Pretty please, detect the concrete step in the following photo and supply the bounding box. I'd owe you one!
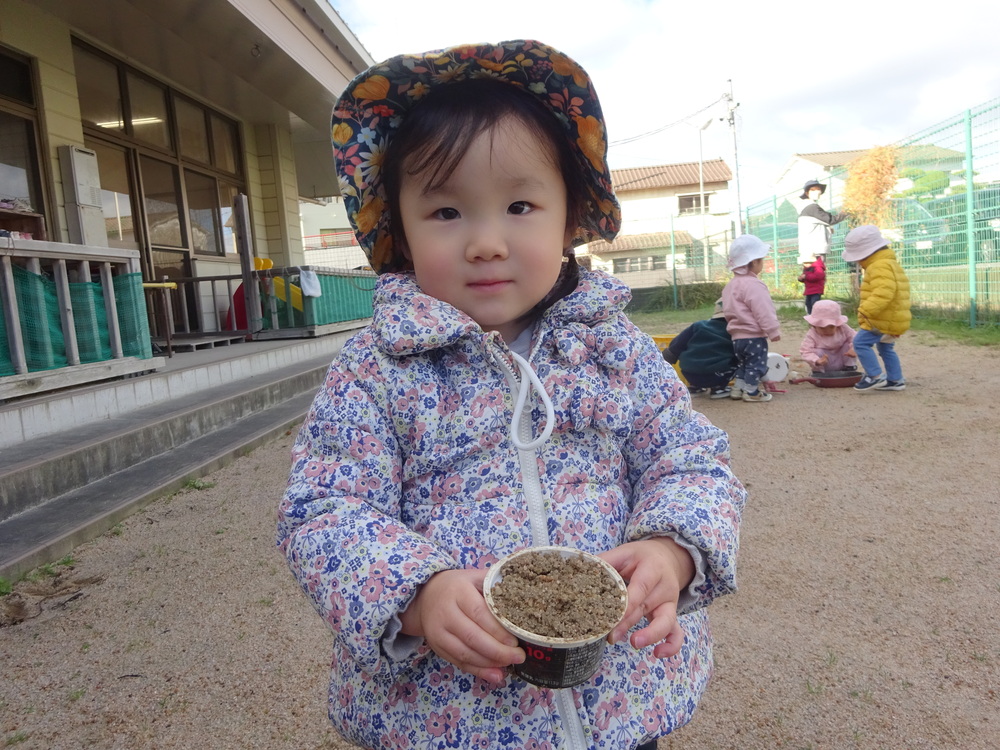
[0,386,317,580]
[0,334,354,582]
[0,357,329,523]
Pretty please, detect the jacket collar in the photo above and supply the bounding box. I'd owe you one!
[370,269,631,357]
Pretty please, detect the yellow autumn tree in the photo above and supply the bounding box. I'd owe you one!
[842,145,899,228]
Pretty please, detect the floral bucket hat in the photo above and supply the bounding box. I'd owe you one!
[331,39,622,273]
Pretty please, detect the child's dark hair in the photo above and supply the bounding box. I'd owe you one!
[382,78,589,309]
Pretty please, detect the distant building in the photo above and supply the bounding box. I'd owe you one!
[775,145,967,208]
[584,159,733,287]
[0,0,373,293]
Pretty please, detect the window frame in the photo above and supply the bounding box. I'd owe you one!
[73,39,246,259]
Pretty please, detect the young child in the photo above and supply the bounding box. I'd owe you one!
[721,234,782,402]
[798,251,827,314]
[663,299,737,398]
[842,224,911,391]
[277,40,746,750]
[799,299,856,373]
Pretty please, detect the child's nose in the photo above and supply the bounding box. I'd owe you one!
[466,219,509,261]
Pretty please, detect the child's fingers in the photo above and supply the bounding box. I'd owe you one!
[429,605,525,683]
[621,600,678,649]
[650,619,686,659]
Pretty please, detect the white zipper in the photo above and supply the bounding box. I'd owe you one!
[498,347,590,750]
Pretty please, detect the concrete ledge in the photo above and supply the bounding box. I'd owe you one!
[0,361,328,521]
[0,357,165,401]
[0,333,352,450]
[0,390,313,582]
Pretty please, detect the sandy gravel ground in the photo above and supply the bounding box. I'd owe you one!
[2,321,998,749]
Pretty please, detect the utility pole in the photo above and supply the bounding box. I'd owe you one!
[725,80,743,235]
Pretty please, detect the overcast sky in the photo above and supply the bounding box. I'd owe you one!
[330,0,1000,207]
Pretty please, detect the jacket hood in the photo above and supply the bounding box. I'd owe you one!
[858,246,897,268]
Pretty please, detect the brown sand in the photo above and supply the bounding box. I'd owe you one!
[2,322,997,749]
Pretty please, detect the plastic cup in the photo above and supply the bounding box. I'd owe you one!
[483,546,628,688]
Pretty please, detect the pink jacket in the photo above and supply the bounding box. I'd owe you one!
[722,271,781,340]
[799,323,856,371]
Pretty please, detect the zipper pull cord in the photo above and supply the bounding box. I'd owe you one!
[508,350,555,451]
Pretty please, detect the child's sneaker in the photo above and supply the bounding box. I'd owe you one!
[710,386,732,399]
[880,379,906,391]
[742,389,772,402]
[853,375,886,391]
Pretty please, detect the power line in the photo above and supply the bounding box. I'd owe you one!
[608,96,726,147]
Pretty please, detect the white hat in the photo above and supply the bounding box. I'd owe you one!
[843,225,889,262]
[727,234,770,270]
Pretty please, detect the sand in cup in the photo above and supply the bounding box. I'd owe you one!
[484,546,628,688]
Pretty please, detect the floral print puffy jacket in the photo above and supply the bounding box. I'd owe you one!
[278,269,746,749]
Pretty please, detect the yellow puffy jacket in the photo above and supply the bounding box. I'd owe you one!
[857,247,911,336]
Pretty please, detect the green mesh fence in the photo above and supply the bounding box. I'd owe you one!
[745,96,1000,327]
[0,267,152,376]
[70,280,111,363]
[260,269,375,330]
[12,264,67,372]
[0,296,12,376]
[114,273,153,359]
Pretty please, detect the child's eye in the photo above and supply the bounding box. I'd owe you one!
[432,207,460,220]
[508,201,534,215]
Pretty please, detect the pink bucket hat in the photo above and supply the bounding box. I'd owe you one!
[804,299,848,327]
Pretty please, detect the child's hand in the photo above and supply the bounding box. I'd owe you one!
[399,568,524,684]
[816,354,829,367]
[600,538,695,660]
[846,349,856,358]
[771,334,781,342]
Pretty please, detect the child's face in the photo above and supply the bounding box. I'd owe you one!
[814,324,837,335]
[398,117,571,343]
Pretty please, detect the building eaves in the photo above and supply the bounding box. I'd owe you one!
[611,160,732,193]
[584,231,695,255]
[797,144,964,170]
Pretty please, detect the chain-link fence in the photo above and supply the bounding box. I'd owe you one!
[746,97,1000,327]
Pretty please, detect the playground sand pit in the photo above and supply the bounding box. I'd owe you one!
[1,322,998,749]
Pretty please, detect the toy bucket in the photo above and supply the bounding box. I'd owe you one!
[483,547,628,688]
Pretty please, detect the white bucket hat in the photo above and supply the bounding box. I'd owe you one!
[727,234,770,270]
[843,225,889,262]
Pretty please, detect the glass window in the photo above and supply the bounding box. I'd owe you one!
[176,97,210,163]
[678,194,709,215]
[185,169,222,255]
[218,181,240,254]
[127,72,170,149]
[73,46,124,133]
[140,155,183,247]
[210,113,239,175]
[0,49,33,106]
[0,110,43,213]
[85,137,138,248]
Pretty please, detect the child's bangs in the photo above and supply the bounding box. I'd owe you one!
[396,81,562,192]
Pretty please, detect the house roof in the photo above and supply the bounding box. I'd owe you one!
[796,144,965,169]
[611,160,732,193]
[584,231,696,255]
